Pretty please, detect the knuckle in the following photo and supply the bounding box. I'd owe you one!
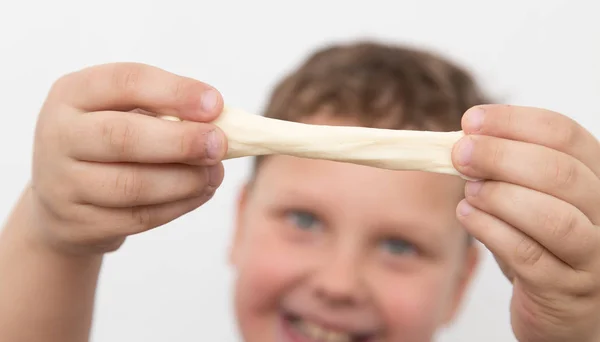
[489,140,506,170]
[538,208,577,241]
[178,126,209,160]
[514,236,544,267]
[543,155,578,190]
[129,206,154,231]
[101,116,140,159]
[113,167,145,202]
[111,63,144,98]
[500,104,518,130]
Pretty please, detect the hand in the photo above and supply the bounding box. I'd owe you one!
[29,63,227,255]
[451,104,600,342]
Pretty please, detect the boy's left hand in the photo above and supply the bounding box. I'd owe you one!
[451,104,600,342]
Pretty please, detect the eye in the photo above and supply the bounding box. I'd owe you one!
[381,238,417,256]
[286,210,321,231]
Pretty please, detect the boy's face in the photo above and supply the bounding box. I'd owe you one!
[229,116,480,342]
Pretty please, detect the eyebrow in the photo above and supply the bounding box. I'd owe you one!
[264,188,329,209]
[374,216,452,249]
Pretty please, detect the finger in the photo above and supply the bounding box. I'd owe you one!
[121,191,216,235]
[70,161,224,207]
[51,62,223,122]
[493,254,516,283]
[72,191,216,241]
[463,180,597,269]
[452,135,600,223]
[461,104,600,177]
[65,110,227,165]
[456,200,593,295]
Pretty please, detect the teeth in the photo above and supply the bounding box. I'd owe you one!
[326,331,351,342]
[293,319,352,342]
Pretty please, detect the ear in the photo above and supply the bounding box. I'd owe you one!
[228,181,251,267]
[443,242,480,325]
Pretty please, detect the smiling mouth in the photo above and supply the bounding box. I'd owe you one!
[282,312,375,342]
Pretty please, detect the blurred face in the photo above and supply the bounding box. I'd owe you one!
[229,118,479,342]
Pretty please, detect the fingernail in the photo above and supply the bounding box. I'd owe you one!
[464,107,484,132]
[457,200,474,216]
[465,181,482,197]
[207,165,223,188]
[206,129,222,160]
[456,137,474,166]
[201,89,219,113]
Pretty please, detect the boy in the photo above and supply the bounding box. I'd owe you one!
[1,41,600,342]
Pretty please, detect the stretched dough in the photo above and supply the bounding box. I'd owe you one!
[159,107,469,179]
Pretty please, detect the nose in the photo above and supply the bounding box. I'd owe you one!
[310,248,367,308]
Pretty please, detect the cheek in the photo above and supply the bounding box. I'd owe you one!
[233,224,312,340]
[372,271,457,340]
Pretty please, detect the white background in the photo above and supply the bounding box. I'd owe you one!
[0,1,598,341]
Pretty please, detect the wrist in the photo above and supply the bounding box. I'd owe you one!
[0,186,103,342]
[2,186,105,262]
[22,184,124,257]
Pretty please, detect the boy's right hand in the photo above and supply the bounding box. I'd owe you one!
[28,63,227,255]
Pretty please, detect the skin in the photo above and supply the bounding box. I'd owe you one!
[0,63,229,341]
[229,125,480,342]
[453,105,600,342]
[0,62,599,342]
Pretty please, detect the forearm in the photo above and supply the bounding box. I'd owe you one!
[0,188,103,342]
